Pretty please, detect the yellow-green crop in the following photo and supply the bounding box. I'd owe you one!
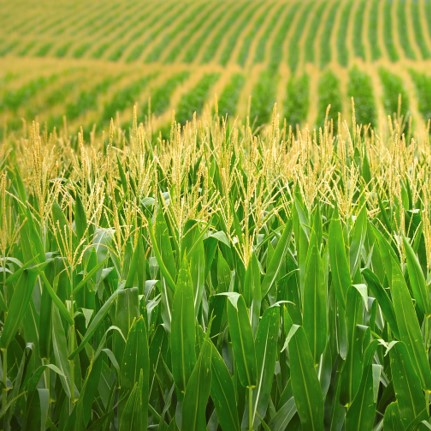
[1,111,431,429]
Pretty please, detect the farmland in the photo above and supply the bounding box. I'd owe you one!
[0,0,431,134]
[2,0,431,430]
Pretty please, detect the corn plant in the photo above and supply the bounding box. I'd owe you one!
[316,70,342,132]
[348,67,377,129]
[1,110,431,430]
[284,73,309,127]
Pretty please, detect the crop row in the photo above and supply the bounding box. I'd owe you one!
[3,65,431,132]
[2,0,431,68]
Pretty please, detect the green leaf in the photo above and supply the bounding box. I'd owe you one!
[74,194,88,242]
[69,284,124,359]
[182,337,212,431]
[350,206,367,276]
[121,317,149,392]
[154,208,177,282]
[225,293,257,388]
[391,257,431,389]
[52,306,73,399]
[303,230,327,362]
[390,341,428,428]
[383,402,404,430]
[119,371,146,431]
[125,235,144,289]
[287,325,324,431]
[75,355,103,429]
[183,221,206,315]
[329,215,350,309]
[244,252,261,330]
[39,271,74,325]
[171,262,196,393]
[148,217,176,292]
[1,267,38,348]
[37,389,49,431]
[252,306,280,425]
[210,343,240,431]
[346,364,377,431]
[269,397,297,431]
[362,268,399,337]
[120,317,149,429]
[115,287,140,338]
[403,236,430,315]
[262,221,292,297]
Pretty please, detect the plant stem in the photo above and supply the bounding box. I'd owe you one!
[2,347,8,431]
[248,386,253,431]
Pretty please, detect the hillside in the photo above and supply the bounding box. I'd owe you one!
[1,0,431,134]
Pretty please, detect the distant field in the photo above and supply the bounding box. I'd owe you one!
[1,0,431,133]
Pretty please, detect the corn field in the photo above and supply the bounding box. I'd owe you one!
[1,0,431,133]
[1,111,431,429]
[2,0,431,428]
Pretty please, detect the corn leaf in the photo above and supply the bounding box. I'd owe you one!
[252,305,280,425]
[225,293,257,388]
[182,337,212,431]
[69,284,124,359]
[345,364,377,431]
[171,262,196,393]
[261,221,292,297]
[0,267,38,348]
[329,215,350,309]
[390,341,428,428]
[210,343,240,431]
[287,325,324,431]
[403,236,430,315]
[303,230,327,362]
[119,371,146,431]
[391,257,431,389]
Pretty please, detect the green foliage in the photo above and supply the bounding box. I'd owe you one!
[141,71,189,118]
[316,70,342,131]
[319,2,337,68]
[217,73,245,118]
[284,73,309,127]
[219,3,261,66]
[164,3,217,64]
[145,4,205,63]
[348,67,377,128]
[397,0,415,60]
[336,1,353,66]
[125,4,184,63]
[250,69,277,126]
[269,6,297,71]
[383,0,399,61]
[237,5,268,67]
[102,73,157,123]
[1,115,431,429]
[353,0,366,60]
[0,75,58,113]
[254,3,284,64]
[176,73,219,124]
[368,0,382,61]
[410,70,431,122]
[378,68,409,118]
[287,4,312,72]
[304,2,326,64]
[411,0,430,59]
[66,77,115,121]
[199,3,245,64]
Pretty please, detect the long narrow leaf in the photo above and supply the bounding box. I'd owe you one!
[287,325,324,431]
